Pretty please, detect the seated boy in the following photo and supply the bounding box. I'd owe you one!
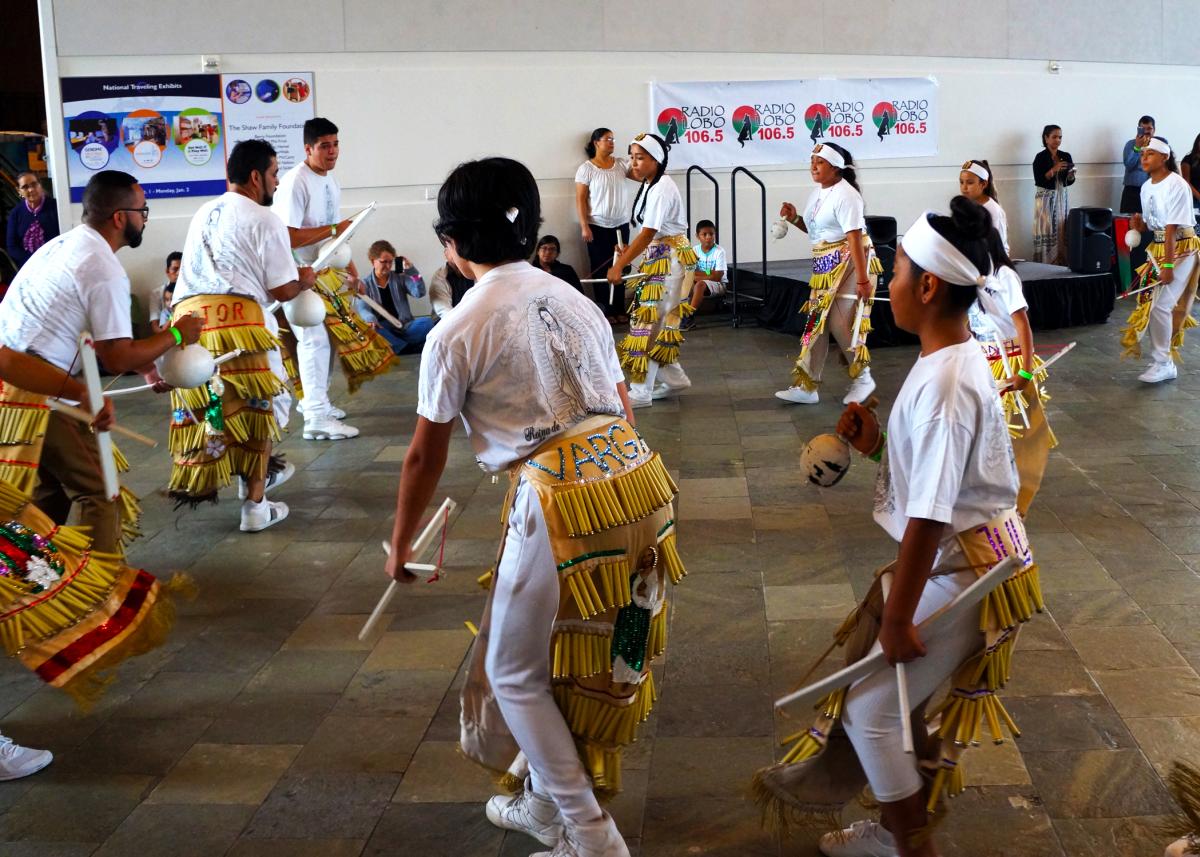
[684,219,727,329]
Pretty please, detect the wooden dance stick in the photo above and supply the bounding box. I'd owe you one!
[358,497,457,641]
[46,399,158,448]
[773,556,1020,711]
[879,572,915,755]
[993,335,1030,429]
[311,202,377,272]
[76,333,121,500]
[1035,341,1075,373]
[356,293,407,330]
[849,299,867,352]
[839,294,889,302]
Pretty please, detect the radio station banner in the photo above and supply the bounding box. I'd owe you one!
[221,72,314,172]
[61,74,227,201]
[648,77,938,170]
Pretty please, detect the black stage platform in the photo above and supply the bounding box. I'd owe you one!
[733,259,1117,345]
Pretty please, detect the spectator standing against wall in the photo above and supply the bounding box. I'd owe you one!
[1031,125,1075,264]
[575,127,632,322]
[1120,116,1161,214]
[1181,133,1200,215]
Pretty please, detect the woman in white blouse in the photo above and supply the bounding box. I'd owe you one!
[576,127,632,321]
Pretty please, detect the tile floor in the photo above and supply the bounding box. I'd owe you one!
[0,317,1195,856]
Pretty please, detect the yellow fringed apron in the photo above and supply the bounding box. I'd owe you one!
[0,480,192,710]
[287,268,393,397]
[461,415,685,795]
[981,342,1057,516]
[1120,228,1200,360]
[617,235,697,383]
[752,508,1041,834]
[0,381,142,548]
[791,237,883,391]
[168,294,284,505]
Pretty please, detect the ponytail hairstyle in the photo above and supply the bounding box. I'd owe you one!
[824,143,860,193]
[629,133,669,226]
[963,158,998,201]
[433,157,543,264]
[1152,136,1180,173]
[586,127,612,159]
[908,195,994,310]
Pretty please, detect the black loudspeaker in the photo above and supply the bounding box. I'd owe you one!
[1066,207,1114,274]
[865,216,898,288]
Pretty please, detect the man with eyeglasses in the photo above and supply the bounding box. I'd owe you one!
[1122,115,1167,214]
[5,171,60,270]
[0,170,202,556]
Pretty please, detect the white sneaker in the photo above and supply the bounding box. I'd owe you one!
[0,735,53,781]
[238,461,295,500]
[531,813,630,857]
[239,499,289,532]
[297,400,346,420]
[819,820,899,857]
[303,416,360,440]
[775,386,819,405]
[1138,361,1178,384]
[485,778,563,846]
[843,369,877,405]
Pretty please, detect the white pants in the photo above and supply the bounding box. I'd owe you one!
[841,570,981,803]
[296,321,334,418]
[263,311,291,431]
[486,478,602,825]
[1148,253,1198,365]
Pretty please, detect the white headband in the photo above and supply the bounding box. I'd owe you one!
[812,144,845,170]
[963,161,990,182]
[1146,137,1171,157]
[900,212,987,287]
[630,134,665,164]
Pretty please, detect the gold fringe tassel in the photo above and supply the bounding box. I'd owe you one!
[551,454,677,537]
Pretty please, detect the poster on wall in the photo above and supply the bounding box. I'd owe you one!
[221,73,314,172]
[60,75,226,201]
[648,78,939,170]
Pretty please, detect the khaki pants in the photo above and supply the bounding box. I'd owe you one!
[33,411,122,556]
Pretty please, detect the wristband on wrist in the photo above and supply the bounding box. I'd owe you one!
[168,326,183,346]
[867,430,887,463]
[330,223,338,237]
[1017,369,1035,381]
[1162,262,1175,269]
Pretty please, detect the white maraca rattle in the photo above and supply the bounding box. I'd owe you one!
[158,343,217,390]
[800,396,880,487]
[284,289,327,328]
[316,237,353,270]
[770,219,790,240]
[1124,229,1142,250]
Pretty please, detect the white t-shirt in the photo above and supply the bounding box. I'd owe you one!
[273,161,341,264]
[692,243,727,284]
[804,179,865,244]
[575,158,632,229]
[175,192,299,307]
[0,225,132,371]
[983,198,1010,253]
[969,266,1028,342]
[417,261,625,472]
[146,282,173,326]
[631,175,687,238]
[1141,172,1198,232]
[874,339,1018,567]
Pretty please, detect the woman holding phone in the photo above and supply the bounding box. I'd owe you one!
[1031,125,1075,264]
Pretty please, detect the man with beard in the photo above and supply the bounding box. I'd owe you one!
[169,139,315,531]
[0,170,202,554]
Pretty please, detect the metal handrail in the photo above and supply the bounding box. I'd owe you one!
[729,166,767,328]
[685,165,720,241]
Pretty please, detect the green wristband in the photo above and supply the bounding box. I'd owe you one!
[169,326,183,346]
[868,430,886,463]
[1162,262,1175,269]
[1017,369,1035,381]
